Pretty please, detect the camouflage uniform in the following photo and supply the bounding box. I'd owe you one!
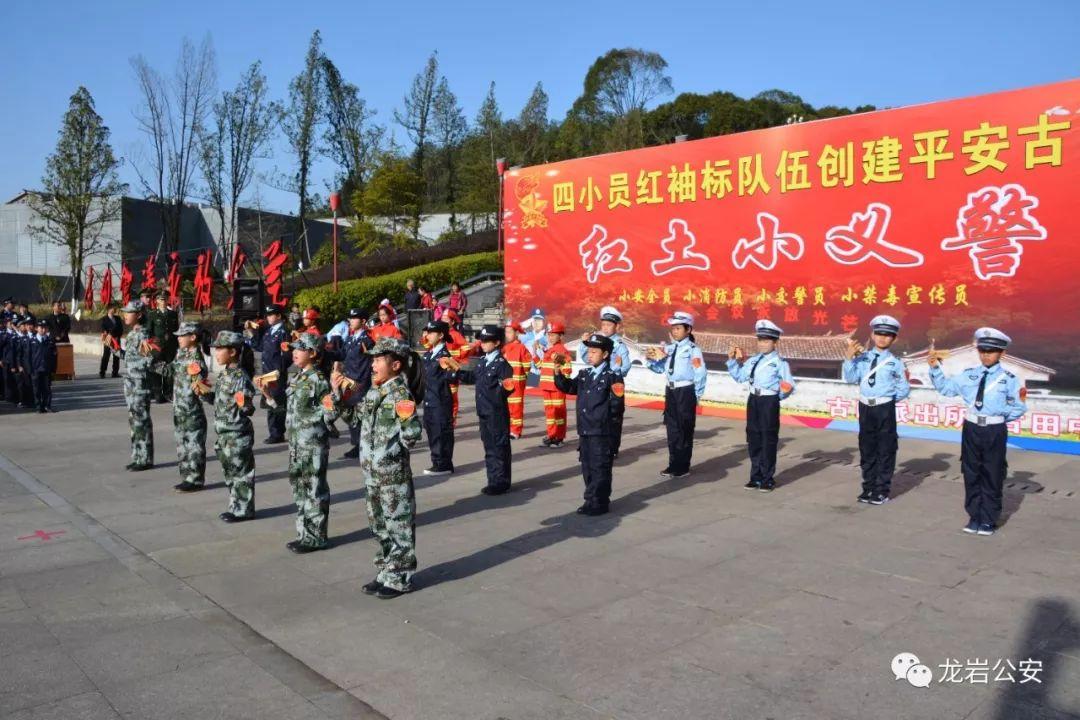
[285,358,339,548]
[167,344,207,486]
[208,358,257,518]
[122,314,157,465]
[357,364,422,592]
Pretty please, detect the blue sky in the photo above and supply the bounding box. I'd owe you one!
[2,0,1077,214]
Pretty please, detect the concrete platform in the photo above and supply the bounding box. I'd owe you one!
[1,358,1078,719]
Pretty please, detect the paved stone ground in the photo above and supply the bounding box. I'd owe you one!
[1,358,1079,720]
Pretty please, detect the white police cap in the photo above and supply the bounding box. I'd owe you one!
[974,327,1011,350]
[755,319,783,339]
[869,315,901,335]
[667,311,694,327]
[599,305,623,323]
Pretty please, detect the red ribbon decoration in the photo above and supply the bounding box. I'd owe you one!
[100,265,113,307]
[262,240,289,307]
[167,252,182,307]
[226,244,248,309]
[192,250,214,311]
[120,263,133,305]
[141,254,157,291]
[83,266,96,311]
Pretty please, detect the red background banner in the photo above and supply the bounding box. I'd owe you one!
[503,79,1080,388]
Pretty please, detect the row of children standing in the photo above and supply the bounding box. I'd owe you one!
[0,314,58,413]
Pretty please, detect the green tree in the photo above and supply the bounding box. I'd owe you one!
[394,52,439,240]
[28,86,126,308]
[321,55,383,213]
[347,154,424,254]
[281,31,324,248]
[431,77,467,231]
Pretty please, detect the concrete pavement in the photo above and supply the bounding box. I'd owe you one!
[1,358,1079,719]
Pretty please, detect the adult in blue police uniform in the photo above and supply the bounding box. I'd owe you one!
[578,305,632,457]
[328,308,375,458]
[420,320,456,475]
[929,327,1027,536]
[29,319,57,413]
[250,305,290,443]
[555,333,625,515]
[16,317,36,409]
[727,320,796,492]
[842,315,911,505]
[646,311,708,478]
[0,315,10,401]
[446,325,514,495]
[2,316,19,405]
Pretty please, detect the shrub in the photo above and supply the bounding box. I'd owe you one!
[294,251,501,323]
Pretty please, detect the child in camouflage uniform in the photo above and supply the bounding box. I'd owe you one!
[168,322,208,492]
[263,332,339,552]
[338,337,422,598]
[120,300,158,470]
[202,331,258,522]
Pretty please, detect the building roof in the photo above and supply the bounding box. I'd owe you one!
[906,344,1056,376]
[693,331,854,361]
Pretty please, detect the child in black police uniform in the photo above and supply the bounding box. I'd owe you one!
[928,327,1027,536]
[554,333,625,516]
[31,319,57,413]
[419,320,457,476]
[442,325,514,495]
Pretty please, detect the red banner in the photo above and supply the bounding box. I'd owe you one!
[192,250,213,311]
[262,240,289,308]
[503,79,1080,452]
[120,263,133,305]
[141,254,157,291]
[100,265,113,307]
[167,252,182,307]
[82,266,95,311]
[226,244,247,310]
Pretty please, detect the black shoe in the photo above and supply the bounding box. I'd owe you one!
[548,440,563,448]
[127,463,153,472]
[342,446,359,459]
[288,542,324,555]
[111,373,120,378]
[758,480,776,493]
[671,470,690,479]
[264,436,286,445]
[576,504,589,514]
[869,493,890,506]
[744,479,761,490]
[659,468,674,478]
[857,490,873,503]
[481,485,509,496]
[582,505,609,517]
[99,373,105,379]
[219,512,239,523]
[155,397,168,404]
[38,408,46,414]
[361,579,383,595]
[541,437,551,446]
[423,467,452,476]
[286,540,301,551]
[375,585,407,599]
[174,482,200,493]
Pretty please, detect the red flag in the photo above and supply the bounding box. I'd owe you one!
[83,266,96,311]
[142,254,157,291]
[120,263,133,305]
[100,265,113,307]
[193,250,214,311]
[262,239,289,307]
[226,244,248,309]
[167,252,182,307]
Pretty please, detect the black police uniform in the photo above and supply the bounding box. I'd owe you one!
[555,336,625,514]
[420,324,456,473]
[100,314,124,378]
[16,326,35,408]
[251,308,290,442]
[456,328,514,493]
[328,316,375,453]
[29,330,57,412]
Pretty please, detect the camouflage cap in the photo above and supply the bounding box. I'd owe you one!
[368,336,411,358]
[174,321,201,336]
[210,330,245,348]
[121,300,144,313]
[290,333,324,352]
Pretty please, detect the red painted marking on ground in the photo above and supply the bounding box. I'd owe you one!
[17,529,66,542]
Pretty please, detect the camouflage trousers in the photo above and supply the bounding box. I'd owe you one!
[124,379,154,465]
[173,406,206,486]
[288,442,330,548]
[364,476,417,591]
[216,431,255,518]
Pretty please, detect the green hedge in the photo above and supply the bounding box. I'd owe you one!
[294,252,501,323]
